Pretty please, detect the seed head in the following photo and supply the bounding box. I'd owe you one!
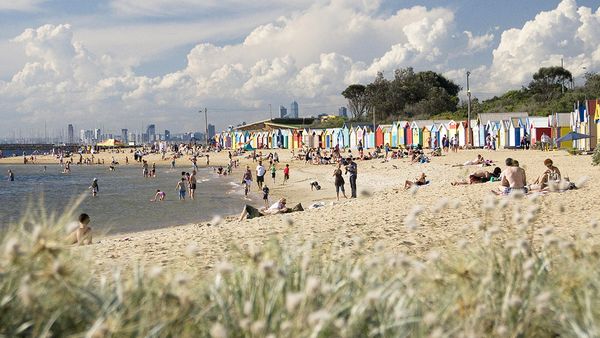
[210,215,224,226]
[216,261,234,276]
[250,320,265,335]
[305,276,321,296]
[210,323,227,338]
[286,292,304,313]
[308,309,331,326]
[243,301,253,316]
[184,243,200,257]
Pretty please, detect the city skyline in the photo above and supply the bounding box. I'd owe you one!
[0,0,599,136]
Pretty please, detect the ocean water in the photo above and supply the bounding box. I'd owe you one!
[0,164,257,234]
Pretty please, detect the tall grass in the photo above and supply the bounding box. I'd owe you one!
[1,195,600,337]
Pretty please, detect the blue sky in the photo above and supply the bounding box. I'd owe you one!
[0,0,599,137]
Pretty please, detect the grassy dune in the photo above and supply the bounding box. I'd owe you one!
[1,196,600,337]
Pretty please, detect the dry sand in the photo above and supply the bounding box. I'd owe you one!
[5,148,598,275]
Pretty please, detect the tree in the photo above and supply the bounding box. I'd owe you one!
[342,84,369,119]
[366,72,392,122]
[528,66,573,102]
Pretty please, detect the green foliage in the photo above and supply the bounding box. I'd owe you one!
[3,199,600,337]
[342,68,461,122]
[341,84,368,119]
[528,66,573,102]
[311,116,347,129]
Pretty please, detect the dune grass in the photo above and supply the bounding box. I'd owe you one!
[1,196,600,337]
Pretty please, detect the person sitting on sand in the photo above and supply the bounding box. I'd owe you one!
[451,167,502,185]
[151,189,166,202]
[65,213,93,245]
[453,154,485,167]
[533,158,561,189]
[496,159,527,194]
[405,172,429,189]
[239,198,304,221]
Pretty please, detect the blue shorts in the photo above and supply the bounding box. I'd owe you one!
[179,189,186,198]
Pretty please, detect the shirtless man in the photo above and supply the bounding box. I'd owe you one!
[189,170,197,199]
[497,158,527,194]
[65,213,93,245]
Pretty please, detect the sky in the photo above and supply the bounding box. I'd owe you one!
[0,0,599,138]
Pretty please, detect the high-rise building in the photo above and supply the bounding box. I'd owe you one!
[208,124,216,139]
[279,105,288,118]
[121,129,128,144]
[164,130,171,141]
[67,124,74,144]
[93,128,101,141]
[338,106,348,118]
[146,124,156,142]
[290,101,299,118]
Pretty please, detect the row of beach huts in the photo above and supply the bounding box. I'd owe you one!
[215,101,600,151]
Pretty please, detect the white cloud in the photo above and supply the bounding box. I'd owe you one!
[484,0,600,94]
[0,0,46,12]
[2,0,599,136]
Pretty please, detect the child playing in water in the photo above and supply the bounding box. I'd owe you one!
[151,189,166,202]
[89,178,99,197]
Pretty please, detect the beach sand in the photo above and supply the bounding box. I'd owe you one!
[7,148,597,276]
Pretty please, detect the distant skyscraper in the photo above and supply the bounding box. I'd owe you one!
[121,129,128,143]
[67,124,74,144]
[338,106,348,118]
[164,130,171,141]
[146,124,156,142]
[290,101,299,118]
[208,124,216,139]
[279,105,288,118]
[93,128,101,141]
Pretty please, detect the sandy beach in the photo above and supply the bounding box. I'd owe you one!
[10,148,590,276]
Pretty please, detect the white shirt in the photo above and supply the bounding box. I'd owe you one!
[256,165,266,176]
[268,201,284,211]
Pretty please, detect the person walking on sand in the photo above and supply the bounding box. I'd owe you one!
[7,169,14,181]
[89,178,99,197]
[345,157,357,198]
[333,163,347,201]
[283,164,290,184]
[256,161,266,190]
[176,178,187,200]
[262,185,270,207]
[189,170,198,200]
[242,166,253,197]
[269,162,277,184]
[65,213,93,245]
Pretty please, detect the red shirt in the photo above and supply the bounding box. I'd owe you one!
[283,167,289,175]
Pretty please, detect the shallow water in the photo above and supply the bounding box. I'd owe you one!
[0,164,257,234]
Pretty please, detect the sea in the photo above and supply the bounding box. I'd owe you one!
[0,164,257,234]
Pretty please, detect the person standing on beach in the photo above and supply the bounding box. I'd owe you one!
[176,178,187,200]
[89,178,99,197]
[189,170,198,200]
[256,161,266,190]
[345,157,357,198]
[270,162,277,184]
[206,154,210,166]
[242,166,253,197]
[333,163,347,201]
[283,164,290,184]
[7,169,14,181]
[262,185,270,207]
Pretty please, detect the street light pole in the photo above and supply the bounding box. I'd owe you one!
[466,71,471,147]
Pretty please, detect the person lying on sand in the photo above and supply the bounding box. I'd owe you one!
[65,213,93,245]
[451,167,502,185]
[405,173,429,189]
[453,154,484,167]
[239,198,304,221]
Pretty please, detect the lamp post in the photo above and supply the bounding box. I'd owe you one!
[466,71,472,147]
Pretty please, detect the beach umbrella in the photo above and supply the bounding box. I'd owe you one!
[556,131,590,143]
